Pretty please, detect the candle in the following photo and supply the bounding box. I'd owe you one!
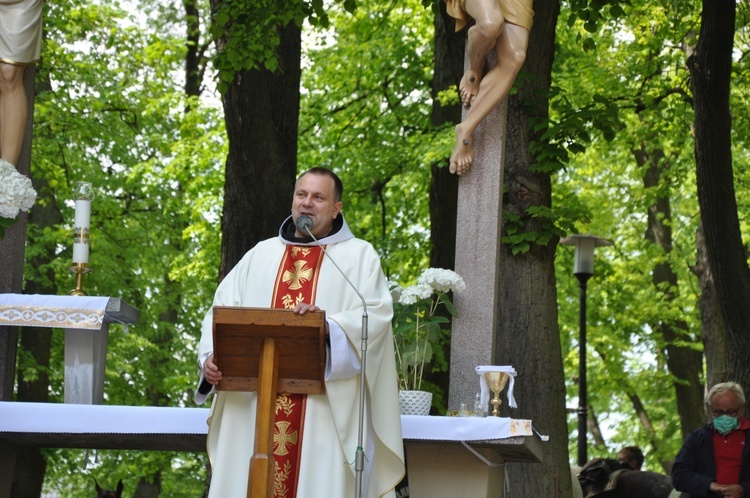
[72,182,95,265]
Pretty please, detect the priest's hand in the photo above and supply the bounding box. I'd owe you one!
[292,303,328,343]
[204,354,222,385]
[293,303,320,315]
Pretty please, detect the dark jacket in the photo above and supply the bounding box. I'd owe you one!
[671,419,750,497]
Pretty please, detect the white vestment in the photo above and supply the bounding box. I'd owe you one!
[196,216,405,498]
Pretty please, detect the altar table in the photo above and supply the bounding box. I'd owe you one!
[0,402,544,498]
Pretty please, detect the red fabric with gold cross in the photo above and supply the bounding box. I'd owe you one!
[270,244,325,498]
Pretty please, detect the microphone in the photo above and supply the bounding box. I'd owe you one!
[298,214,370,498]
[296,214,314,234]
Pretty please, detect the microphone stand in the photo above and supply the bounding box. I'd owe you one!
[305,226,369,498]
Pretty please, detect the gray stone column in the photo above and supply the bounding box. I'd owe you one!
[449,53,507,411]
[64,325,110,404]
[64,298,139,404]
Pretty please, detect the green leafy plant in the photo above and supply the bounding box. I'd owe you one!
[390,268,465,391]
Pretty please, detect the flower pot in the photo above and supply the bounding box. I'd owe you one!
[399,390,432,416]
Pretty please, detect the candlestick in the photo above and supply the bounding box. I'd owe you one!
[69,182,95,296]
[68,262,93,296]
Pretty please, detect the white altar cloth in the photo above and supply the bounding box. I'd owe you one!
[0,293,109,330]
[0,402,207,435]
[0,402,533,441]
[401,414,532,441]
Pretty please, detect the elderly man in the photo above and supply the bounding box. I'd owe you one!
[196,167,405,498]
[672,382,750,498]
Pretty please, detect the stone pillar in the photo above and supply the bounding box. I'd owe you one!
[65,325,110,404]
[449,52,507,411]
[64,298,139,404]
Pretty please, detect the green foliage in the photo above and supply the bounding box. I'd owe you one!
[549,0,740,469]
[530,88,625,174]
[502,204,586,255]
[392,299,451,391]
[211,0,356,93]
[298,0,439,281]
[566,0,630,49]
[390,268,464,393]
[0,215,16,238]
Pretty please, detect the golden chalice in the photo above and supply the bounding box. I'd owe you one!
[484,371,510,417]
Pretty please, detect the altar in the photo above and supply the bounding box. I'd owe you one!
[0,401,544,498]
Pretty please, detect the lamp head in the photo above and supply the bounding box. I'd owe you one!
[560,234,612,276]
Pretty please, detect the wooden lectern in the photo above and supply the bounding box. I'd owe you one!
[213,307,326,498]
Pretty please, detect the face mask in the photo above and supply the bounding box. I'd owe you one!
[714,415,738,435]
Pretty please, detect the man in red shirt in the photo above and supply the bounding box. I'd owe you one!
[672,382,750,498]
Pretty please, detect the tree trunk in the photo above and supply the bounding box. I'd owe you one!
[694,222,726,390]
[425,0,463,406]
[183,0,203,99]
[133,474,162,498]
[215,21,301,280]
[498,0,572,495]
[688,0,750,389]
[429,0,462,272]
[636,145,705,436]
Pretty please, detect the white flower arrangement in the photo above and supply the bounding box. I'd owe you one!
[0,159,37,218]
[391,268,465,391]
[416,267,466,294]
[0,159,37,237]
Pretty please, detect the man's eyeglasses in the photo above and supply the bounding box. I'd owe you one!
[712,408,741,417]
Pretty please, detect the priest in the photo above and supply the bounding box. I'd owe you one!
[195,167,405,498]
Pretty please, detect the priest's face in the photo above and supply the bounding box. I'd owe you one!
[292,173,343,238]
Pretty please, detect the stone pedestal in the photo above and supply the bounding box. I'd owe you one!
[64,327,109,404]
[406,443,505,497]
[63,299,138,404]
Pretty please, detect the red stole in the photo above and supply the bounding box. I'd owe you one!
[270,244,324,498]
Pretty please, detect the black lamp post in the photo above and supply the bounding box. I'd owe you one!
[560,234,611,467]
